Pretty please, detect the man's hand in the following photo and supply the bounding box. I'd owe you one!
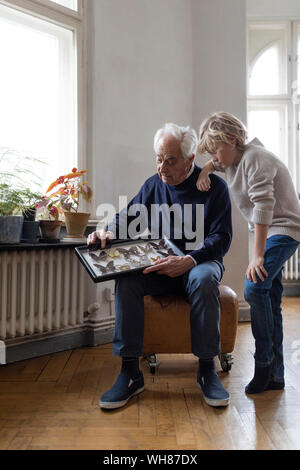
[196,170,211,192]
[143,255,195,278]
[87,229,114,248]
[246,256,268,284]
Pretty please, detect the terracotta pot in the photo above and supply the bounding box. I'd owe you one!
[63,212,90,238]
[39,220,62,240]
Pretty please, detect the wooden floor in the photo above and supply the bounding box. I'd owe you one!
[0,297,300,450]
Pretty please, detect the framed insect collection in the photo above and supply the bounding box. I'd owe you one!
[75,238,180,283]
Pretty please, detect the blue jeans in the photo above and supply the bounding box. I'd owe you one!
[244,235,299,382]
[113,261,224,359]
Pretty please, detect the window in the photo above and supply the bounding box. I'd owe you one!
[297,24,300,95]
[250,44,281,95]
[248,21,300,192]
[50,0,78,11]
[0,0,85,192]
[248,103,289,165]
[32,0,81,14]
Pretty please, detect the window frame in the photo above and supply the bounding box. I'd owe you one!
[247,21,292,100]
[249,40,285,96]
[293,22,300,192]
[31,0,83,18]
[2,0,84,19]
[0,0,88,203]
[247,19,300,193]
[248,100,290,165]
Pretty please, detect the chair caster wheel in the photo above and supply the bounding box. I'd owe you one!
[219,353,233,372]
[145,354,157,375]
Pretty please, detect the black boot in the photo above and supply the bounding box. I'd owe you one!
[245,362,273,394]
[264,380,285,391]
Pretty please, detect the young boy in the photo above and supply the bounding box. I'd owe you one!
[197,111,300,394]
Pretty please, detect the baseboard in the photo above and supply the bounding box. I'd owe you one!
[283,281,300,297]
[238,300,251,322]
[3,325,114,364]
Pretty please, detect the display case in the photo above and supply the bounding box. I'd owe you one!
[75,238,181,283]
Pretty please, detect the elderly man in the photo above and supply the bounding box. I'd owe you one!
[88,123,232,409]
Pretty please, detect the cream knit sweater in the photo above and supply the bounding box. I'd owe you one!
[213,138,300,242]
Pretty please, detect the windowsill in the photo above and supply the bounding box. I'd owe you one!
[0,224,97,252]
[0,240,87,252]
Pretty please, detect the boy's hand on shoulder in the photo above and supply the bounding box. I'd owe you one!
[196,170,211,192]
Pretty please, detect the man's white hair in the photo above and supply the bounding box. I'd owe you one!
[154,123,197,160]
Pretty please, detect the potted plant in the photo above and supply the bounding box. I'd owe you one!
[23,193,38,222]
[0,184,45,244]
[46,168,92,239]
[0,184,25,244]
[21,188,43,242]
[35,195,63,241]
[0,148,46,244]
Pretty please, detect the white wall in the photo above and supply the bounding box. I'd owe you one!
[87,0,249,317]
[191,0,248,302]
[89,0,194,211]
[87,0,194,317]
[192,0,247,124]
[247,0,300,18]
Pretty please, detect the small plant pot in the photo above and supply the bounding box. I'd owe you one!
[39,220,62,240]
[22,221,40,242]
[0,215,24,244]
[22,207,36,222]
[64,212,90,238]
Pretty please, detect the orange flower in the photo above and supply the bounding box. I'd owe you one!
[45,168,91,213]
[48,187,65,198]
[46,178,62,194]
[64,170,87,180]
[46,170,87,193]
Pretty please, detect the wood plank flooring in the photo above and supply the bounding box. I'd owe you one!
[0,297,300,450]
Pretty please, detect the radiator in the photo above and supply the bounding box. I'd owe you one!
[283,247,299,281]
[0,248,85,340]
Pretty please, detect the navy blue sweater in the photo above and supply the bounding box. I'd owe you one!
[110,165,232,266]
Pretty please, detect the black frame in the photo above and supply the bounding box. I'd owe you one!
[75,238,182,283]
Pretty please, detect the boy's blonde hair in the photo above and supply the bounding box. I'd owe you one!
[198,111,248,155]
